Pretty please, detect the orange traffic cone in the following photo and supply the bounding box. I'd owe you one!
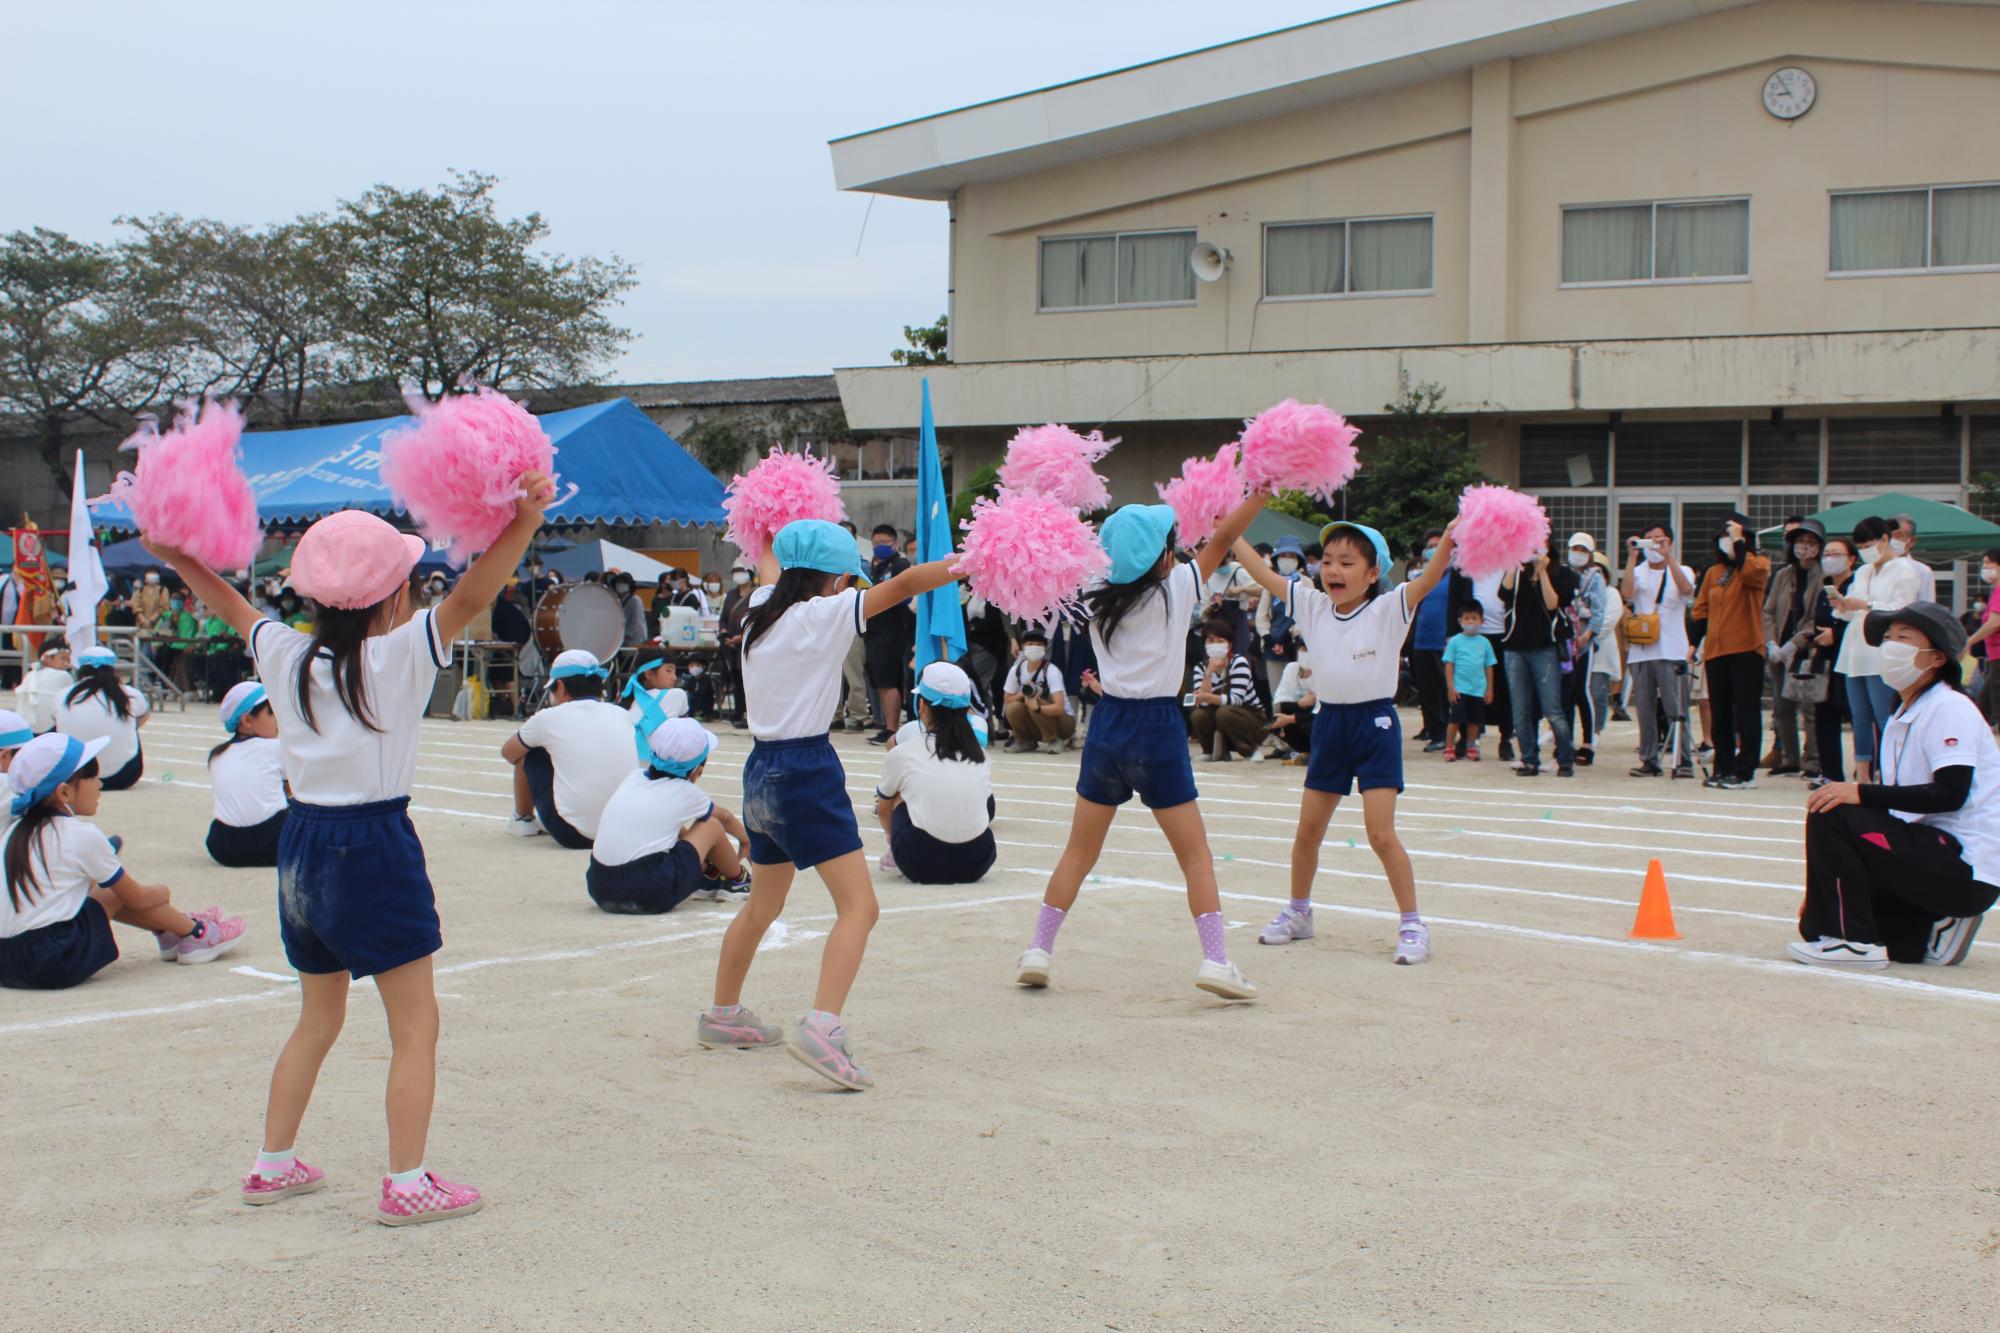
[1629,859,1681,940]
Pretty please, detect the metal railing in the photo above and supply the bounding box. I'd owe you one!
[0,624,188,710]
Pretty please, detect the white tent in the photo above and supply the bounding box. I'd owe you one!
[540,538,677,584]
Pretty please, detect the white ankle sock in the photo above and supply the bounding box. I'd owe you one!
[254,1147,295,1174]
[387,1165,429,1192]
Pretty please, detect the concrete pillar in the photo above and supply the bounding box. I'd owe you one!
[1467,59,1515,345]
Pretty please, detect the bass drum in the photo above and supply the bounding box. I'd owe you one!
[532,583,625,664]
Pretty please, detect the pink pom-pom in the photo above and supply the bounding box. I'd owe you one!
[723,447,846,562]
[996,424,1114,512]
[1238,399,1361,499]
[381,386,555,565]
[101,400,261,571]
[958,490,1109,628]
[1451,484,1550,578]
[1157,445,1246,549]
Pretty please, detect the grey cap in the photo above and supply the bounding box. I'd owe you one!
[1863,602,1967,659]
[1784,518,1826,545]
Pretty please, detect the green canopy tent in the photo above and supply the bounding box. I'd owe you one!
[1757,493,2000,553]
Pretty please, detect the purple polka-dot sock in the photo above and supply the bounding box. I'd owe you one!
[1031,904,1067,953]
[1196,912,1228,965]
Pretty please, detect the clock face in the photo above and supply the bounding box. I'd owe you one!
[1763,66,1816,120]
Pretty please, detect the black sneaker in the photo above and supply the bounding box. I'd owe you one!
[1721,774,1758,790]
[1696,743,1714,757]
[829,719,847,732]
[1499,740,1516,762]
[1769,764,1801,777]
[1556,765,1575,777]
[868,729,891,745]
[730,717,749,730]
[1423,740,1447,753]
[1574,746,1594,767]
[1702,774,1727,789]
[1513,763,1541,777]
[1610,708,1631,722]
[1629,762,1663,777]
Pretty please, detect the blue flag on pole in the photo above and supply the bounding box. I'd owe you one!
[913,379,965,675]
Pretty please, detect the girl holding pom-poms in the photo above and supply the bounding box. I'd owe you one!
[1014,490,1270,1002]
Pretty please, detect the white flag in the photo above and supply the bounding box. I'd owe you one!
[65,449,107,651]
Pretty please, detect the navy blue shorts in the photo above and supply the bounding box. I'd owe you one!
[586,841,703,914]
[1449,697,1487,726]
[1305,699,1405,795]
[206,810,287,868]
[889,804,996,885]
[101,745,143,792]
[1076,695,1198,810]
[277,797,441,979]
[742,735,862,870]
[523,747,592,850]
[0,897,117,990]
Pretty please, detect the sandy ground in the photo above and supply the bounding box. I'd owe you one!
[4,703,1999,1331]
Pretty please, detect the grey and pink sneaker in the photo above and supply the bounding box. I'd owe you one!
[376,1172,484,1227]
[242,1158,326,1205]
[159,907,227,961]
[695,1005,782,1050]
[785,1013,874,1090]
[178,912,246,965]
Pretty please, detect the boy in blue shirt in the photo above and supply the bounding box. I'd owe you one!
[1442,605,1498,761]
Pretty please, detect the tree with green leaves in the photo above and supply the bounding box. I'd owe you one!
[890,314,948,366]
[1346,375,1482,562]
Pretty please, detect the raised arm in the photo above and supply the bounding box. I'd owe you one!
[1399,519,1459,609]
[437,473,555,644]
[139,545,260,640]
[1195,494,1269,584]
[1230,538,1289,600]
[862,558,959,621]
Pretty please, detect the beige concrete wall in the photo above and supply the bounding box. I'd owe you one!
[940,0,2000,365]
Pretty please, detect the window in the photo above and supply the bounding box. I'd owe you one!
[1613,422,1742,488]
[1831,184,2000,274]
[1519,424,1609,489]
[1264,216,1433,298]
[1561,198,1750,284]
[1541,496,1608,551]
[1826,418,1961,486]
[1749,420,1820,486]
[1745,494,1820,533]
[1039,230,1195,309]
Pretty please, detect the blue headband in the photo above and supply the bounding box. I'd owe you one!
[630,701,711,777]
[551,662,610,682]
[223,685,268,734]
[12,736,83,817]
[916,682,971,710]
[621,659,666,699]
[0,726,31,751]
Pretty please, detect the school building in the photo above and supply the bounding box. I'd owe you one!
[827,0,2000,602]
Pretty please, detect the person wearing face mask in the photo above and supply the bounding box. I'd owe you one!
[718,563,758,729]
[1562,534,1609,766]
[1254,536,1308,700]
[132,569,169,634]
[1891,514,1936,603]
[606,572,647,647]
[1267,648,1315,762]
[1791,603,2000,969]
[1962,548,2000,725]
[1803,537,1857,788]
[1621,526,1697,777]
[1832,517,1922,782]
[1001,630,1076,753]
[1499,539,1578,777]
[1689,514,1771,790]
[1187,620,1265,763]
[862,525,915,744]
[1405,530,1456,752]
[1761,519,1827,779]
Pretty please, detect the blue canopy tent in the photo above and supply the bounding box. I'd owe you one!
[91,397,726,535]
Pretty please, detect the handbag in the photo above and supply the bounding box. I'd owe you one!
[1622,568,1669,646]
[1781,666,1829,705]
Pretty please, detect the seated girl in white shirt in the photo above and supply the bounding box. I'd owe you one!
[875,662,996,885]
[589,717,750,914]
[55,647,149,790]
[207,682,288,868]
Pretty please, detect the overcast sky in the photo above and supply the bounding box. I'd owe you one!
[6,2,1385,385]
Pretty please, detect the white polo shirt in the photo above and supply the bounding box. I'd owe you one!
[517,699,641,840]
[210,735,287,828]
[1878,683,2000,885]
[590,769,715,868]
[1284,579,1412,705]
[1624,563,1695,665]
[1089,562,1198,700]
[1003,660,1071,715]
[0,816,123,937]
[54,685,150,776]
[627,687,689,725]
[742,585,864,740]
[877,730,993,844]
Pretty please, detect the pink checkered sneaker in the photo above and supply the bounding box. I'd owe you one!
[376,1172,484,1226]
[241,1159,326,1205]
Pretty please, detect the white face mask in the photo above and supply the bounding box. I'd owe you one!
[687,665,705,678]
[1276,557,1300,575]
[705,582,721,595]
[1642,542,1666,565]
[1716,536,1737,557]
[1889,537,1910,556]
[1860,545,1882,566]
[1984,566,1998,585]
[1205,643,1229,660]
[1821,554,1849,577]
[731,570,751,586]
[144,573,160,585]
[1022,645,1046,663]
[1567,551,1589,569]
[1877,639,1931,691]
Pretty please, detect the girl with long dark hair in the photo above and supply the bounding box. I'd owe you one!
[874,662,995,885]
[205,682,287,868]
[54,647,150,790]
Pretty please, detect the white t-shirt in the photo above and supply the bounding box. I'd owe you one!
[249,611,446,806]
[1089,562,1198,700]
[877,729,992,844]
[1284,579,1412,704]
[0,815,123,938]
[54,685,150,775]
[626,687,689,724]
[590,768,714,868]
[742,585,864,740]
[517,699,641,840]
[1003,660,1071,715]
[15,667,73,732]
[1836,558,1923,679]
[209,735,287,828]
[1274,660,1313,708]
[1592,585,1625,677]
[1470,572,1507,636]
[1624,563,1695,664]
[1878,684,2000,885]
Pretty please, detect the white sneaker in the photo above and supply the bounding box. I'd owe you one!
[1250,750,1268,763]
[1040,741,1063,755]
[1923,916,1983,966]
[1394,922,1431,966]
[1195,959,1258,1000]
[1258,907,1314,945]
[1015,948,1051,988]
[879,851,900,877]
[506,814,545,838]
[1786,937,1888,969]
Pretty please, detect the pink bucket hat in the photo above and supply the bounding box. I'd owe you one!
[292,510,427,610]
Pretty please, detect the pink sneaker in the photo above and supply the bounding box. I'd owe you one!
[376,1172,484,1226]
[178,913,246,965]
[1442,750,1459,763]
[159,907,226,961]
[785,1013,874,1090]
[242,1159,326,1205]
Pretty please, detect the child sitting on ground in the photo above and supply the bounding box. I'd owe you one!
[16,646,72,735]
[1268,650,1315,762]
[501,649,640,848]
[621,650,689,724]
[0,733,245,988]
[587,717,750,913]
[56,647,150,790]
[1442,605,1498,761]
[875,662,996,885]
[206,682,288,867]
